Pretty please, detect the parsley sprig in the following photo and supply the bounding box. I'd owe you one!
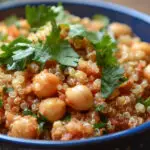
[0,5,79,70]
[68,24,125,98]
[138,97,150,107]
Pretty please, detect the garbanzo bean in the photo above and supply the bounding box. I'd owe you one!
[65,85,93,111]
[39,98,66,122]
[8,116,38,139]
[32,70,60,98]
[132,42,150,55]
[109,23,132,38]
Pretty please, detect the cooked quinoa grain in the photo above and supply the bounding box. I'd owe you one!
[0,4,149,141]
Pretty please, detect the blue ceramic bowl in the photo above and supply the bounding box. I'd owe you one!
[0,1,150,150]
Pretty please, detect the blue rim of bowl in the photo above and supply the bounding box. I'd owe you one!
[0,0,150,147]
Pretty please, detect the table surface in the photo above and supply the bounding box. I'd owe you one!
[97,0,150,15]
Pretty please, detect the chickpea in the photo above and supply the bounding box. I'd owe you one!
[65,85,93,111]
[5,111,20,128]
[109,22,132,38]
[19,19,30,30]
[8,116,38,139]
[32,70,60,98]
[144,64,150,81]
[132,42,150,55]
[39,98,66,122]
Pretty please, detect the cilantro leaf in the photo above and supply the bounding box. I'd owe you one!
[46,19,79,67]
[26,5,57,28]
[143,98,150,107]
[92,14,109,27]
[69,24,102,44]
[95,104,105,112]
[101,66,125,98]
[62,112,71,121]
[23,108,36,117]
[94,33,125,98]
[0,37,35,70]
[94,33,117,67]
[0,5,79,70]
[51,3,71,24]
[93,122,106,129]
[0,99,3,108]
[138,97,150,107]
[23,108,49,133]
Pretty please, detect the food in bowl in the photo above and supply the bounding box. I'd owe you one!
[0,4,149,141]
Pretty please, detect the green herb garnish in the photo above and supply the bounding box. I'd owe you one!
[94,33,117,67]
[143,98,150,107]
[93,122,106,129]
[62,112,71,121]
[94,33,125,98]
[68,24,102,44]
[23,108,37,117]
[95,104,105,112]
[68,24,125,98]
[0,5,79,70]
[26,5,57,28]
[0,99,3,108]
[101,66,125,98]
[138,97,150,107]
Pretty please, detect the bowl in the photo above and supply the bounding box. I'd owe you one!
[0,0,150,150]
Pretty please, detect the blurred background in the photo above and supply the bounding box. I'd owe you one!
[0,0,149,15]
[102,0,150,14]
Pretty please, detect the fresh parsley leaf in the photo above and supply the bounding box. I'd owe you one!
[62,112,71,121]
[26,5,57,28]
[69,24,102,44]
[23,108,48,122]
[51,3,71,24]
[93,122,106,129]
[137,97,144,104]
[23,108,49,133]
[46,19,79,67]
[60,64,67,71]
[0,37,31,58]
[4,15,18,26]
[95,104,105,112]
[94,33,125,98]
[0,6,79,70]
[101,66,125,98]
[0,37,35,70]
[138,97,150,107]
[37,114,49,133]
[37,113,48,123]
[94,33,117,67]
[92,14,109,27]
[143,98,150,107]
[0,99,3,108]
[23,108,36,117]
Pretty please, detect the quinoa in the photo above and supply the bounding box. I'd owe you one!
[0,4,150,141]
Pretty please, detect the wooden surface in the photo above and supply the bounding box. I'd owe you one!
[99,0,150,15]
